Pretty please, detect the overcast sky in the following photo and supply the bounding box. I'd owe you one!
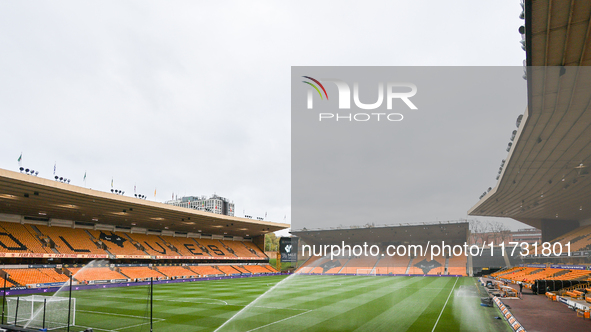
[0,1,528,233]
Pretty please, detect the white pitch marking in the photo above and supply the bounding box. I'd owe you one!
[77,309,166,321]
[245,310,313,332]
[431,277,459,332]
[96,295,228,305]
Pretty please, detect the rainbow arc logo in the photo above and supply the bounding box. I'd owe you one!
[302,76,328,100]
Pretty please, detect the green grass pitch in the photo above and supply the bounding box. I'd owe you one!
[12,275,513,332]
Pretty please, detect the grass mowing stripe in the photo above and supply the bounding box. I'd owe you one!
[10,276,506,332]
[300,276,443,332]
[431,277,459,332]
[244,310,313,332]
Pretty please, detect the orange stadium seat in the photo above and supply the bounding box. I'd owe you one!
[244,265,274,274]
[339,256,379,274]
[0,278,14,288]
[126,233,180,257]
[447,255,467,276]
[222,241,259,258]
[490,267,523,277]
[193,239,230,258]
[4,268,69,286]
[159,236,210,257]
[263,265,278,272]
[296,256,322,273]
[232,265,250,273]
[374,254,411,274]
[118,267,165,280]
[156,266,196,278]
[0,222,51,254]
[187,265,223,277]
[68,267,127,282]
[544,269,591,281]
[242,241,266,257]
[36,225,106,255]
[88,230,148,256]
[551,225,591,252]
[216,265,241,275]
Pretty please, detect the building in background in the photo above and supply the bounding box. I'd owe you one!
[165,194,235,216]
[469,227,541,246]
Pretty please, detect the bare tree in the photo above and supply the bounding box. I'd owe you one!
[469,219,490,244]
[489,221,511,245]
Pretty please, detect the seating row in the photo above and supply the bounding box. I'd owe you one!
[0,264,278,286]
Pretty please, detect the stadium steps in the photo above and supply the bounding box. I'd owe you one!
[1,271,20,287]
[502,250,511,268]
[405,257,414,274]
[32,224,59,254]
[336,257,352,273]
[240,241,260,257]
[212,265,225,274]
[85,229,111,252]
[370,255,382,274]
[217,240,238,257]
[467,253,473,276]
[493,266,522,277]
[29,225,43,236]
[191,239,213,257]
[122,233,152,256]
[158,236,180,254]
[444,256,449,274]
[550,269,573,278]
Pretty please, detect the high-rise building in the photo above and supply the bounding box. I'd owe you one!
[165,194,235,216]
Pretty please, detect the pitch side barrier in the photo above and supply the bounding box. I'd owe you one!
[298,272,462,277]
[0,273,287,297]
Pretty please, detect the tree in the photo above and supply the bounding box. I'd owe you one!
[489,221,511,245]
[264,233,279,252]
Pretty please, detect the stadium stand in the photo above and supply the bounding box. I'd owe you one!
[193,239,230,257]
[216,265,241,275]
[243,265,275,274]
[242,241,264,257]
[36,225,106,255]
[187,265,223,277]
[545,269,591,281]
[296,256,322,273]
[264,265,278,272]
[232,265,250,273]
[159,236,209,257]
[0,222,51,254]
[407,251,445,275]
[0,277,14,288]
[491,266,523,278]
[126,233,181,257]
[0,221,268,261]
[373,254,411,274]
[339,256,379,274]
[504,247,523,266]
[3,268,69,286]
[67,267,127,282]
[550,225,591,252]
[156,266,196,278]
[447,255,468,276]
[119,266,165,280]
[88,230,148,256]
[223,240,260,258]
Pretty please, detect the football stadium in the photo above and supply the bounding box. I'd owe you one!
[2,1,591,332]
